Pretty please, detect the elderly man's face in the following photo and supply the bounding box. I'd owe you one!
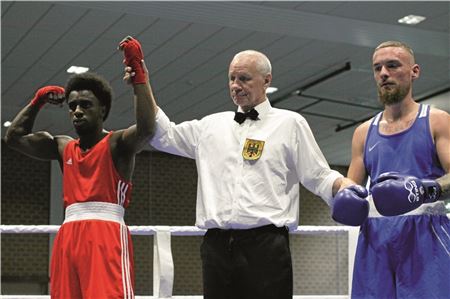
[228,56,271,112]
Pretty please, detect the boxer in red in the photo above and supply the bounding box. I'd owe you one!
[5,36,156,298]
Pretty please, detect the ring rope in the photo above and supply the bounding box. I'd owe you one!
[0,225,352,235]
[1,225,356,299]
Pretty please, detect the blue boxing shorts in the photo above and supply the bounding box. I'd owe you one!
[351,214,450,299]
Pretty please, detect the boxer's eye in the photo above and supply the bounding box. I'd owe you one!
[68,100,93,111]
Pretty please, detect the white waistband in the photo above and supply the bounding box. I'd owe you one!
[64,202,125,225]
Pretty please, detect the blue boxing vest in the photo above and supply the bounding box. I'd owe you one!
[364,104,445,187]
[364,104,446,216]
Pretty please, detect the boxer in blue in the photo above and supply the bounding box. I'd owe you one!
[332,41,450,298]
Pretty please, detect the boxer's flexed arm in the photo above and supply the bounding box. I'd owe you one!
[5,86,71,162]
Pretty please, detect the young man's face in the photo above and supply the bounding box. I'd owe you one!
[372,46,419,105]
[67,90,105,135]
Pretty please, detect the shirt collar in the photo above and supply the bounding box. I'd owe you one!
[237,97,272,118]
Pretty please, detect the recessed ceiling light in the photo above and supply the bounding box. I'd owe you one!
[398,15,426,25]
[67,66,89,74]
[3,121,12,127]
[266,87,278,94]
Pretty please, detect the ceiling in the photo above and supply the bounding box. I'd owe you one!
[1,1,449,166]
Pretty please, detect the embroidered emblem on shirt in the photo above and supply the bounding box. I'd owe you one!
[242,138,265,161]
[66,158,73,165]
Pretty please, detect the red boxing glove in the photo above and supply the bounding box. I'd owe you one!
[30,86,65,109]
[119,36,147,84]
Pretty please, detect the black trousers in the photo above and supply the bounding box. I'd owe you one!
[200,224,293,299]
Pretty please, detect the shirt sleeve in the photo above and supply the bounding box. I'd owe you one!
[149,108,201,159]
[293,117,343,205]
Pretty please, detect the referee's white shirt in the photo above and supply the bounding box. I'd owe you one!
[150,99,343,230]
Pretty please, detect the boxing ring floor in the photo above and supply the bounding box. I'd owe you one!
[0,225,359,299]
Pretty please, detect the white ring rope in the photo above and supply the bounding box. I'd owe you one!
[1,225,357,299]
[0,224,352,235]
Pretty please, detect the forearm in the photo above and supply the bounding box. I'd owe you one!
[436,173,450,200]
[133,82,157,141]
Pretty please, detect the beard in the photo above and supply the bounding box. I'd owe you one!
[377,83,410,106]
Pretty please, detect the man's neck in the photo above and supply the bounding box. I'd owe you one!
[78,129,107,151]
[383,97,418,122]
[240,98,266,112]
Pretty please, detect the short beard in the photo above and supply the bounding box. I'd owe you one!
[377,84,410,106]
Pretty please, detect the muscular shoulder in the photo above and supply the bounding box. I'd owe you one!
[353,119,372,142]
[54,135,74,148]
[429,107,450,124]
[108,129,130,153]
[54,135,74,158]
[429,107,450,136]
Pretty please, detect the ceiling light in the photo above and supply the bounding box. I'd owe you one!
[3,121,12,127]
[67,66,89,74]
[266,87,278,94]
[398,15,426,25]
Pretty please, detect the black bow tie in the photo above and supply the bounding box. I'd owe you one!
[234,109,259,124]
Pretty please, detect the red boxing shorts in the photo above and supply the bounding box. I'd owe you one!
[50,202,134,299]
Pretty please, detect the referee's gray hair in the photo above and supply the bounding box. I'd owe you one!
[232,50,272,76]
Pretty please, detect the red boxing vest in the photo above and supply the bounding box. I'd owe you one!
[62,131,132,208]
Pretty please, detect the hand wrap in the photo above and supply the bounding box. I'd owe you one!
[30,86,65,109]
[119,36,146,84]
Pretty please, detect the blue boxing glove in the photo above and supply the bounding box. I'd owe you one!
[371,172,442,216]
[332,185,369,226]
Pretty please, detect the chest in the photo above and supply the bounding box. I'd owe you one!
[198,120,292,164]
[378,117,416,135]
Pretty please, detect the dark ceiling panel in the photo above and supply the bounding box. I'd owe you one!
[2,1,448,166]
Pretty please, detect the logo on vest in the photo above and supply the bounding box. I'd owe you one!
[66,158,73,165]
[368,141,380,152]
[242,138,265,161]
